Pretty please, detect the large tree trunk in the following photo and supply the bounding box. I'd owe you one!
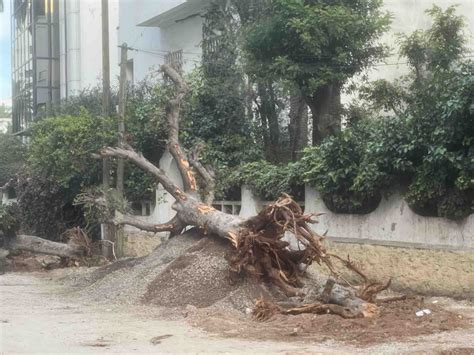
[3,234,84,258]
[306,83,342,145]
[97,65,387,319]
[288,94,308,161]
[257,81,281,162]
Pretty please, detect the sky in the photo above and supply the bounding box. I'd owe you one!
[0,0,11,106]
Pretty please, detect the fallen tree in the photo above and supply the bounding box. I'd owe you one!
[7,234,84,258]
[0,65,390,318]
[94,65,389,318]
[0,199,86,260]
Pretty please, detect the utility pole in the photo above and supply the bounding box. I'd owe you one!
[101,0,111,117]
[101,0,111,192]
[101,0,114,258]
[116,43,128,195]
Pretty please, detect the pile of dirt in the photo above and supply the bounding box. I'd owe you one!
[59,229,277,311]
[56,229,472,346]
[191,297,471,346]
[142,237,273,310]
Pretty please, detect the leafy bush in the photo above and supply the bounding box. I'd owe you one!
[401,63,474,219]
[0,203,20,239]
[301,125,383,214]
[124,81,172,201]
[0,133,26,186]
[301,61,473,218]
[28,110,116,190]
[225,160,303,201]
[15,174,85,240]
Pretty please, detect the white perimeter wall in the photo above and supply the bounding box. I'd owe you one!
[124,158,473,251]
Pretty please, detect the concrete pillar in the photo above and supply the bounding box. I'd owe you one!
[150,151,183,225]
[239,186,262,219]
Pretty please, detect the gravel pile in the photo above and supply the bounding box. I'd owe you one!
[60,229,274,311]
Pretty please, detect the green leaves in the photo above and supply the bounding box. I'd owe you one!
[28,110,116,189]
[243,0,391,93]
[0,133,26,186]
[398,5,466,76]
[224,160,303,201]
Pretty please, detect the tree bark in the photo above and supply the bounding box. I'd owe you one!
[256,82,281,162]
[306,83,342,145]
[288,94,308,161]
[7,235,84,258]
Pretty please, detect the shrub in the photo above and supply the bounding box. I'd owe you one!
[0,133,26,186]
[301,125,383,214]
[28,110,116,190]
[225,160,304,201]
[15,174,85,240]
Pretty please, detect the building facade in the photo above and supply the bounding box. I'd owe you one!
[11,0,474,134]
[118,0,210,84]
[10,0,119,134]
[118,0,474,89]
[11,0,59,133]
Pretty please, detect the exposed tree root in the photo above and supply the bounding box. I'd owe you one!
[253,298,374,321]
[3,64,395,321]
[376,295,408,304]
[329,254,391,303]
[228,194,333,297]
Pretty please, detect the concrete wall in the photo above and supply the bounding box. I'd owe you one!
[120,182,474,298]
[122,177,472,251]
[305,186,473,251]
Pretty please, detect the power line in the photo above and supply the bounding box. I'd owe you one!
[126,45,474,70]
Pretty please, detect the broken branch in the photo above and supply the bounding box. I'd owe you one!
[97,146,187,202]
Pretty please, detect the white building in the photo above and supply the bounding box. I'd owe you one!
[11,0,119,133]
[118,0,474,86]
[118,0,210,84]
[59,0,119,98]
[11,0,473,134]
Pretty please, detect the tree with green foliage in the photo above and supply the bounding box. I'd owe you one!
[184,1,264,194]
[19,80,174,239]
[300,5,473,219]
[242,0,391,145]
[363,5,472,219]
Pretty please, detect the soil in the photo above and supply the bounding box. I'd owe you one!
[192,296,472,346]
[2,229,473,353]
[322,242,474,299]
[2,272,473,354]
